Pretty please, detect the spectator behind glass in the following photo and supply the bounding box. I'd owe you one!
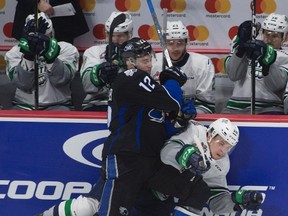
[5,12,79,111]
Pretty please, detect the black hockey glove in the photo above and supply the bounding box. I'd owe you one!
[19,17,50,61]
[244,39,276,76]
[90,62,119,87]
[232,190,263,212]
[105,43,123,66]
[40,35,60,63]
[176,145,211,175]
[235,20,252,58]
[98,62,119,85]
[159,66,187,87]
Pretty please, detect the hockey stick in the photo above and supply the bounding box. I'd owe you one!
[146,0,173,67]
[193,135,212,168]
[107,13,126,63]
[251,0,256,114]
[34,0,39,110]
[162,8,168,70]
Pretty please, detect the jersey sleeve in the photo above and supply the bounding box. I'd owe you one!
[192,54,216,114]
[114,69,183,112]
[48,42,79,86]
[263,49,288,92]
[80,45,106,93]
[224,36,249,81]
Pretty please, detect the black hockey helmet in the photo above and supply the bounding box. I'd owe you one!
[121,37,153,60]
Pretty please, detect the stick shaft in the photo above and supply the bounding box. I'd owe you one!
[147,0,172,67]
[251,0,256,114]
[34,0,39,110]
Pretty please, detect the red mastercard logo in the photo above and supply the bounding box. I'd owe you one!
[79,0,96,12]
[228,26,238,40]
[251,0,276,14]
[93,24,106,40]
[115,0,141,12]
[187,25,209,42]
[205,0,231,13]
[138,25,159,41]
[3,22,13,38]
[211,57,226,74]
[160,0,187,13]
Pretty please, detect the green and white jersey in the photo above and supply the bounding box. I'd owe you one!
[161,120,236,214]
[5,41,79,110]
[151,52,215,114]
[224,40,288,114]
[80,44,110,109]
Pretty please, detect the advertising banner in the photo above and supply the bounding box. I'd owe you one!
[0,113,287,215]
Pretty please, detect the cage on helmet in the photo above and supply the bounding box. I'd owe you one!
[121,37,153,60]
[105,11,133,35]
[262,13,288,42]
[25,12,53,35]
[166,21,189,40]
[207,118,239,147]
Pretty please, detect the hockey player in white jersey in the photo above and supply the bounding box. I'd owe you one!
[151,20,215,114]
[223,13,288,114]
[80,11,133,111]
[161,118,263,215]
[5,12,79,110]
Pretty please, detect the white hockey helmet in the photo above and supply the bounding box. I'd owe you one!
[262,13,288,42]
[207,118,239,147]
[166,21,189,40]
[25,12,53,35]
[105,11,133,35]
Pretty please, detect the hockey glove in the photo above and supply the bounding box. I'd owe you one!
[19,37,34,61]
[40,36,61,63]
[90,62,119,87]
[235,20,252,58]
[181,99,197,120]
[22,16,49,37]
[105,43,123,66]
[232,190,263,212]
[176,145,211,175]
[98,62,119,84]
[159,66,187,87]
[244,40,276,76]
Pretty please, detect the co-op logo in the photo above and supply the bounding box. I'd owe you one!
[138,25,209,41]
[63,130,110,168]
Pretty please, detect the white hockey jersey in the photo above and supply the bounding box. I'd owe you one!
[5,41,79,110]
[80,44,110,109]
[151,52,215,114]
[224,40,288,114]
[161,120,236,214]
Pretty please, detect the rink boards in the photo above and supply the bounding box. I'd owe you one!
[0,111,287,216]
